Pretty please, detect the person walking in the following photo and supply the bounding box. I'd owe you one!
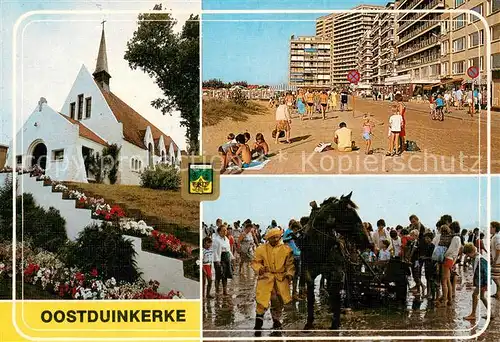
[252,228,295,335]
[212,224,233,296]
[274,98,292,144]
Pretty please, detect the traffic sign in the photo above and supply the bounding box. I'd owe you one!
[347,70,361,84]
[467,66,479,79]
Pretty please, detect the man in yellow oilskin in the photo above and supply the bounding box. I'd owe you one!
[251,227,295,335]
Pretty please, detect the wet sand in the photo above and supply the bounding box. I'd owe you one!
[202,97,499,174]
[203,265,494,339]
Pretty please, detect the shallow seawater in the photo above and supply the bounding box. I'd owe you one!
[203,265,492,339]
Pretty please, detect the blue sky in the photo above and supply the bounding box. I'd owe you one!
[0,0,199,149]
[202,0,390,84]
[203,176,495,231]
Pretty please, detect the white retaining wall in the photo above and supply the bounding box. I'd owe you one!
[0,173,199,299]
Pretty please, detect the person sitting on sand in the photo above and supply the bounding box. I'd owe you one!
[234,133,252,168]
[244,132,251,143]
[334,122,353,152]
[251,133,269,159]
[218,133,237,173]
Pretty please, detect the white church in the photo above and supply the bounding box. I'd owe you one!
[7,26,182,185]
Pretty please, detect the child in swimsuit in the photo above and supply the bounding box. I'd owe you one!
[362,115,374,155]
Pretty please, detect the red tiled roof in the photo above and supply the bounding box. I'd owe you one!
[59,114,108,146]
[99,88,179,153]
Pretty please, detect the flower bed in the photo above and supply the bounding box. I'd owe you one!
[0,242,184,300]
[142,231,193,259]
[47,179,193,259]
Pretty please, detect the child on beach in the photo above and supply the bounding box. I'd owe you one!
[386,105,403,157]
[218,133,237,173]
[379,240,391,261]
[234,133,252,168]
[463,243,488,321]
[362,115,374,155]
[202,237,214,298]
[251,133,269,159]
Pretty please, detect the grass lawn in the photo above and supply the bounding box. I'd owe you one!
[65,182,199,232]
[202,99,266,126]
[0,278,61,299]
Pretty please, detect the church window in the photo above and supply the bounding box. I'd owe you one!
[161,150,165,163]
[52,149,64,161]
[85,97,92,118]
[138,160,142,169]
[77,94,84,120]
[148,143,153,167]
[16,155,22,165]
[70,102,76,119]
[135,159,139,170]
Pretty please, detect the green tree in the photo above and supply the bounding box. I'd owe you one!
[124,5,200,154]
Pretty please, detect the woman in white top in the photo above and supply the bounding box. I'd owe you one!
[275,98,292,144]
[212,224,233,296]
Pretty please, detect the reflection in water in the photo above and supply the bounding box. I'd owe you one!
[204,265,493,338]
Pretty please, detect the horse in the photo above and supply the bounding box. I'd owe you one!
[295,192,371,330]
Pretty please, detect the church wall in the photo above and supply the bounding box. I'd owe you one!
[60,66,123,145]
[119,141,167,185]
[7,103,87,183]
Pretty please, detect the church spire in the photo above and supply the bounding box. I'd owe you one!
[93,21,111,91]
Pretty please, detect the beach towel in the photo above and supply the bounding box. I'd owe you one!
[314,142,332,153]
[227,159,270,171]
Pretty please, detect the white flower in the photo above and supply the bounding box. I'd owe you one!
[195,260,200,266]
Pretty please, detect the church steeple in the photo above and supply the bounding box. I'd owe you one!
[93,21,111,91]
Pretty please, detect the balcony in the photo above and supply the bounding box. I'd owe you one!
[398,20,440,47]
[397,0,424,21]
[397,0,443,34]
[395,53,440,71]
[381,35,394,46]
[396,35,439,60]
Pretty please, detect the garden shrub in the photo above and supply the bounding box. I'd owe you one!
[140,165,180,190]
[65,223,140,283]
[0,179,67,252]
[0,178,13,241]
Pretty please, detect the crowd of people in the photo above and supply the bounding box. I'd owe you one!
[429,87,484,121]
[202,216,500,331]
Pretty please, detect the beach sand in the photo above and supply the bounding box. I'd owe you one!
[202,97,499,174]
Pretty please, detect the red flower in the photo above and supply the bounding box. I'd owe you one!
[24,263,40,276]
[90,268,98,277]
[75,272,85,282]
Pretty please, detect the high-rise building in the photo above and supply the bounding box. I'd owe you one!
[394,0,447,84]
[289,35,332,88]
[357,30,374,88]
[330,5,385,87]
[316,14,334,40]
[441,0,500,107]
[371,2,397,90]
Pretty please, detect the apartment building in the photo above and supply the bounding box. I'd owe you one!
[331,5,385,86]
[441,0,500,106]
[372,2,398,88]
[357,30,374,88]
[394,0,448,85]
[289,35,332,88]
[316,14,335,40]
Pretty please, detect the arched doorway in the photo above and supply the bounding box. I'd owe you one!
[31,142,47,169]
